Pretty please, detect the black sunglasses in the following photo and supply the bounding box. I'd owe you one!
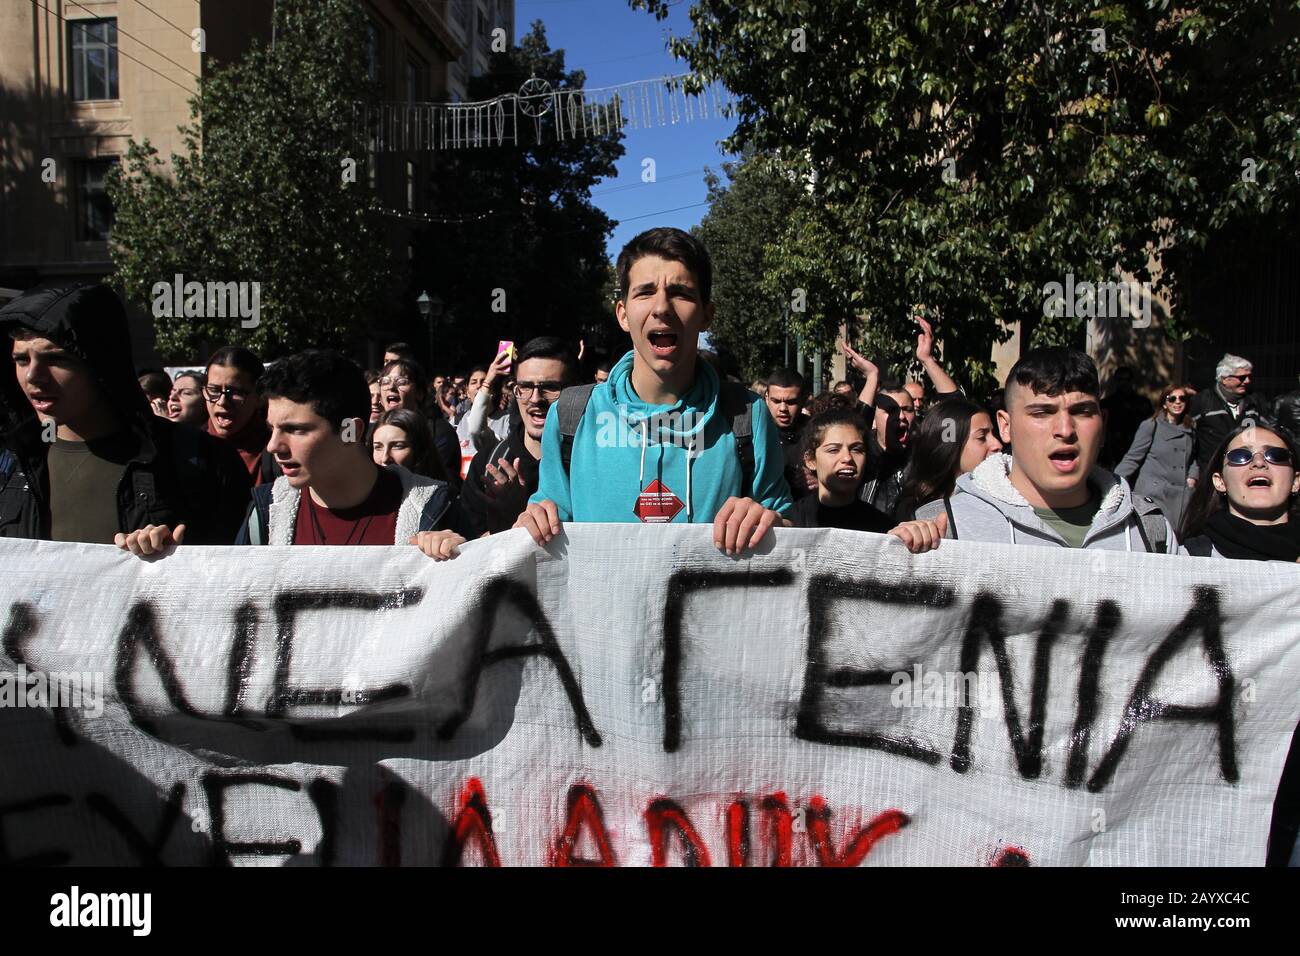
[1224,446,1293,467]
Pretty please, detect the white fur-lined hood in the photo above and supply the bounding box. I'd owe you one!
[960,453,1126,515]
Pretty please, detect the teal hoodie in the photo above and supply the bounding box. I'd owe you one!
[531,350,793,523]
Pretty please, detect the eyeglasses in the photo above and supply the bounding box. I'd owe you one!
[514,381,564,399]
[1224,446,1293,467]
[1224,373,1253,382]
[379,377,413,389]
[203,385,252,403]
[1164,395,1187,404]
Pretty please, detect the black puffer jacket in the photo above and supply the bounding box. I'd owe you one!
[0,282,251,543]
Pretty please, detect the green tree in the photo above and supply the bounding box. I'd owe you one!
[634,0,1300,392]
[414,22,623,370]
[107,0,392,359]
[693,150,808,381]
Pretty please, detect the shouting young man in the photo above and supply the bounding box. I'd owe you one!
[460,336,575,537]
[917,347,1181,552]
[515,227,793,554]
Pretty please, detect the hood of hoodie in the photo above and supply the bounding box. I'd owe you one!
[955,452,1131,536]
[607,348,720,443]
[0,282,150,445]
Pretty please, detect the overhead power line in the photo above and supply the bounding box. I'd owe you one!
[32,1,197,96]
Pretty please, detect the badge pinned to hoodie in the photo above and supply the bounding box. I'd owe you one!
[634,479,684,523]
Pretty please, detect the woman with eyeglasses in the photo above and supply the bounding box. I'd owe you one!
[379,358,462,489]
[1180,421,1300,869]
[204,346,280,486]
[1113,383,1198,532]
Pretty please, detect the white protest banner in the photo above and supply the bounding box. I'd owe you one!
[1,527,1297,866]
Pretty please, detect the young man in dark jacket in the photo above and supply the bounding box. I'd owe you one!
[458,336,575,537]
[0,282,251,549]
[764,366,810,501]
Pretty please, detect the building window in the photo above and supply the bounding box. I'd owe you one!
[69,19,119,101]
[366,21,382,85]
[406,59,420,103]
[74,158,117,240]
[406,161,416,212]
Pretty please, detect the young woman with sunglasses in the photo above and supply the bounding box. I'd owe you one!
[1113,383,1198,532]
[1181,420,1300,868]
[1180,421,1300,561]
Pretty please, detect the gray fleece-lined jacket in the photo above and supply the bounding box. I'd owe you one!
[915,453,1184,553]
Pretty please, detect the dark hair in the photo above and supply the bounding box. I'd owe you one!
[373,408,447,481]
[381,358,429,401]
[800,407,871,472]
[803,391,853,420]
[363,368,379,385]
[260,350,369,433]
[898,397,990,508]
[174,370,207,389]
[1179,420,1300,540]
[765,367,805,392]
[516,336,577,380]
[207,345,264,384]
[1007,347,1100,400]
[615,226,713,304]
[877,372,908,397]
[384,341,416,360]
[138,371,172,401]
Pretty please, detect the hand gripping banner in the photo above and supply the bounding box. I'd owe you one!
[1,527,1296,866]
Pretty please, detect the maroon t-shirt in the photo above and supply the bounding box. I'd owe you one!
[293,468,402,545]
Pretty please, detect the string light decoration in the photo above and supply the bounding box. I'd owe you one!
[357,73,735,153]
[372,206,499,224]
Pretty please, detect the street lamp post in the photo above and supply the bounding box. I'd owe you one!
[417,290,443,371]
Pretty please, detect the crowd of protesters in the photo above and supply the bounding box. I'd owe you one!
[1,227,1298,863]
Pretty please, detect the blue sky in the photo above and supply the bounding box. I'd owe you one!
[513,0,738,261]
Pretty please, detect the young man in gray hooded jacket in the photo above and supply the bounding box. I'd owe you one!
[917,348,1182,553]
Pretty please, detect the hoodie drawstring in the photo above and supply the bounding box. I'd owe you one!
[685,437,695,519]
[638,419,648,488]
